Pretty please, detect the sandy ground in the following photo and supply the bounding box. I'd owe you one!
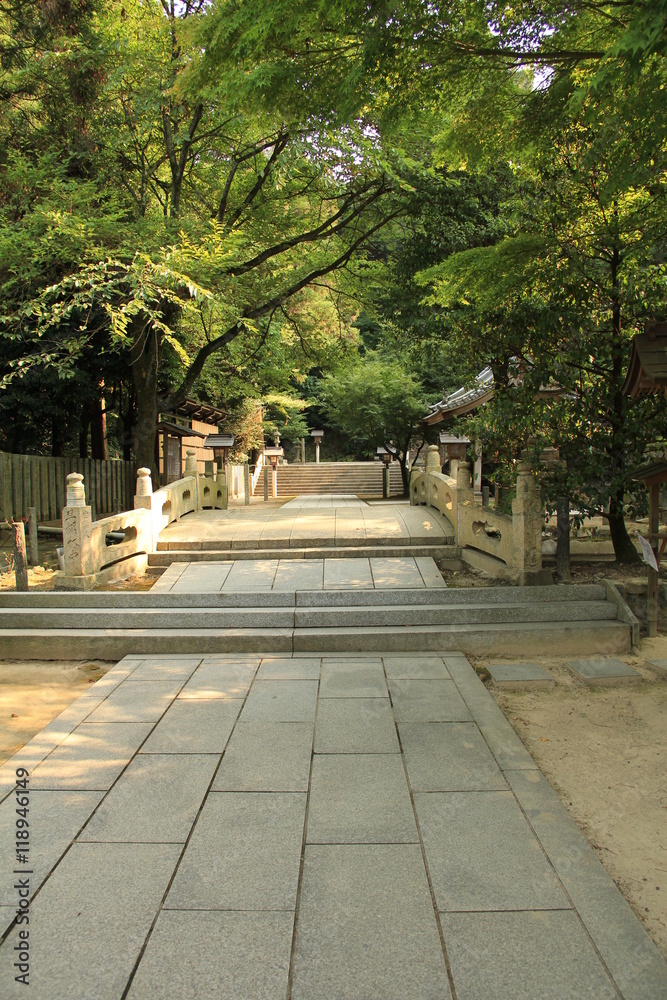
[475,644,667,959]
[0,661,113,764]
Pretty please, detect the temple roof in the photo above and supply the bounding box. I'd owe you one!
[622,324,667,398]
[424,367,495,425]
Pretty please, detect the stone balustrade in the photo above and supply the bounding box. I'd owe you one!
[411,445,544,584]
[56,452,226,589]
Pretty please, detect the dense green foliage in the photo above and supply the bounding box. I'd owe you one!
[1,1,665,558]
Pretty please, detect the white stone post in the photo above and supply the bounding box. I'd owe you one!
[315,441,320,463]
[62,473,94,577]
[512,460,543,584]
[134,467,153,504]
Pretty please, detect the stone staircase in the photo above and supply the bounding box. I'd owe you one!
[275,462,404,497]
[0,583,632,659]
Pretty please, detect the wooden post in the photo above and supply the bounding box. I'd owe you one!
[648,481,659,637]
[12,519,28,591]
[556,496,571,582]
[383,465,390,499]
[27,507,39,566]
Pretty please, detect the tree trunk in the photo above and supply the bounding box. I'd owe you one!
[89,391,108,460]
[398,455,409,497]
[607,493,639,564]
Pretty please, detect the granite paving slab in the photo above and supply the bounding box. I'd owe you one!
[139,699,242,753]
[399,722,507,792]
[0,789,104,906]
[0,842,181,1000]
[272,560,324,591]
[369,556,425,589]
[212,722,314,792]
[240,679,318,722]
[169,562,232,592]
[486,662,555,686]
[79,752,219,843]
[290,844,452,1000]
[178,658,258,699]
[567,657,641,684]
[123,656,203,682]
[414,790,568,911]
[415,555,448,587]
[388,678,472,722]
[307,754,418,843]
[383,654,451,679]
[315,698,400,753]
[167,792,307,910]
[84,680,182,723]
[323,557,374,589]
[441,910,618,1000]
[127,910,294,1000]
[319,659,387,698]
[29,722,153,790]
[257,656,321,679]
[645,658,667,675]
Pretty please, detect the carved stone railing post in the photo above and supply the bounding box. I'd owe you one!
[512,459,543,583]
[184,449,199,508]
[134,467,153,507]
[62,473,94,578]
[425,444,441,507]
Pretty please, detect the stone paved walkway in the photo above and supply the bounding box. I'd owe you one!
[1,650,665,999]
[154,555,447,593]
[158,496,453,551]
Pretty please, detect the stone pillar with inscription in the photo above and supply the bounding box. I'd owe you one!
[61,473,95,579]
[512,459,543,584]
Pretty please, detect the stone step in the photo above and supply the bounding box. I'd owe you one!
[149,544,458,564]
[0,619,630,659]
[0,583,607,609]
[0,599,616,631]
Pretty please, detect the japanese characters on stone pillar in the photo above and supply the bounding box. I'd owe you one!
[62,473,94,577]
[512,459,543,582]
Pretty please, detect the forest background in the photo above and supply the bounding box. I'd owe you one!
[0,0,665,560]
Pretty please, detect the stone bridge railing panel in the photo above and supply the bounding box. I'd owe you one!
[56,457,226,589]
[410,445,543,584]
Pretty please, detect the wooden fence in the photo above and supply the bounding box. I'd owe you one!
[0,452,135,523]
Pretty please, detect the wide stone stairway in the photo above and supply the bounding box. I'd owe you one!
[275,462,404,497]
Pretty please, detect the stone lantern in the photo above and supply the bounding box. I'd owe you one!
[311,429,324,463]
